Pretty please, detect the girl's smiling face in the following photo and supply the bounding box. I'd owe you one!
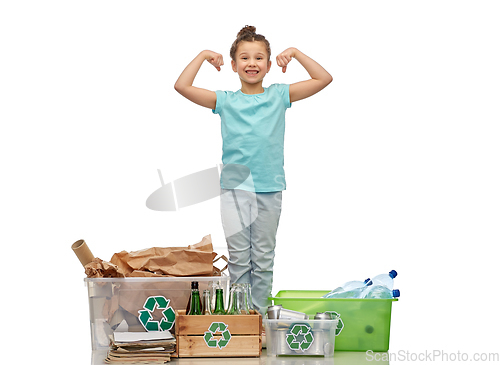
[231,41,271,91]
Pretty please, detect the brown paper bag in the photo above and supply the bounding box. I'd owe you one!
[109,234,216,277]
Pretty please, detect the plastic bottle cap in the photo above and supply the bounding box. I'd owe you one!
[392,289,400,297]
[389,270,398,278]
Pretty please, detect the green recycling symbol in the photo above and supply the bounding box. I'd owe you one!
[325,311,344,336]
[138,296,175,331]
[204,322,231,349]
[286,323,314,352]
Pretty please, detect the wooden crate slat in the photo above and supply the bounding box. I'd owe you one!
[176,311,260,335]
[177,335,261,357]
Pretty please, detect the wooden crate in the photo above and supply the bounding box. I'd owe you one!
[175,310,262,357]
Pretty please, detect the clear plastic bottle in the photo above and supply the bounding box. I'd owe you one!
[362,285,400,299]
[371,270,397,290]
[323,278,372,298]
[324,285,368,299]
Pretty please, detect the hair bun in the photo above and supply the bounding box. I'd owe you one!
[230,25,270,61]
[237,25,256,37]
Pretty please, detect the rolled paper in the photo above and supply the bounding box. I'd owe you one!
[71,239,95,267]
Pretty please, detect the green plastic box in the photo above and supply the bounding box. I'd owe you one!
[270,290,398,352]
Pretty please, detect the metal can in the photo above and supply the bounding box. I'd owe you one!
[279,308,309,320]
[314,312,331,320]
[275,328,291,355]
[314,312,332,330]
[267,305,282,319]
[307,329,324,355]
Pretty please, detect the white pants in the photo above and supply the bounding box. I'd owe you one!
[220,189,282,316]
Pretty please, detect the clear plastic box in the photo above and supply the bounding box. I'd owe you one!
[84,276,230,350]
[264,318,338,357]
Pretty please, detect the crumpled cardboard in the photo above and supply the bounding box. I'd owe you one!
[109,234,216,277]
[82,234,224,278]
[85,258,126,278]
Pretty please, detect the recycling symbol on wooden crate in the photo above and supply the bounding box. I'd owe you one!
[286,323,314,351]
[204,322,231,349]
[138,296,175,331]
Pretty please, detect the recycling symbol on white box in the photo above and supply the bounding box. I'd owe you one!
[138,296,175,331]
[286,323,314,351]
[204,322,231,349]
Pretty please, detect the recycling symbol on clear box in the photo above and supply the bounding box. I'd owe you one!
[286,323,314,351]
[204,322,231,349]
[138,296,175,331]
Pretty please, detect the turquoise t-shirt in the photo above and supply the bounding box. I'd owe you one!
[212,84,291,192]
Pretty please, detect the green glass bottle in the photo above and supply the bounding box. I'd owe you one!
[186,281,200,314]
[213,288,226,315]
[188,288,202,315]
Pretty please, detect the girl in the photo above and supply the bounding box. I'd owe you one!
[175,26,332,315]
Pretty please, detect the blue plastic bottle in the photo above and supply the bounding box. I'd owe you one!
[323,278,372,298]
[371,270,397,290]
[362,285,400,299]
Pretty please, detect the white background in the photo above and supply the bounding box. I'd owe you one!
[1,1,499,364]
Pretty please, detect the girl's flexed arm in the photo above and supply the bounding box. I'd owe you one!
[174,50,223,109]
[276,48,332,103]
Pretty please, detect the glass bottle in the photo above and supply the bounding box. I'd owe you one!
[213,288,226,315]
[188,287,202,315]
[186,281,201,314]
[226,283,249,315]
[242,283,254,312]
[202,289,212,315]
